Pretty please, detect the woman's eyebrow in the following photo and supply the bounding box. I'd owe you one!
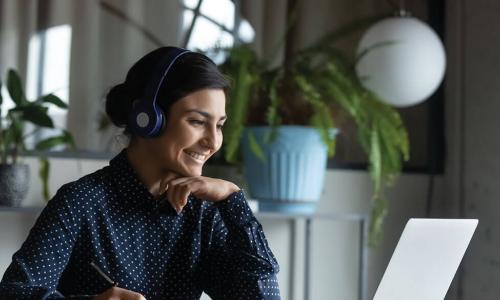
[184,109,227,121]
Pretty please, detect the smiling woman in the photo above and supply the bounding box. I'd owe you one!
[0,47,281,300]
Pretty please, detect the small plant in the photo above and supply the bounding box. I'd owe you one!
[0,69,75,201]
[217,16,409,246]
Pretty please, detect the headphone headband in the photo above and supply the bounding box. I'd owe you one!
[144,48,191,110]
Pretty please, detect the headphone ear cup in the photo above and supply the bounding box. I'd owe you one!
[129,99,164,137]
[155,108,166,134]
[158,109,166,131]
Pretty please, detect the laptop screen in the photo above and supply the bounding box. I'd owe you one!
[373,218,478,300]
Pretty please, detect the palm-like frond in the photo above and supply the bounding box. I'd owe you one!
[219,46,259,163]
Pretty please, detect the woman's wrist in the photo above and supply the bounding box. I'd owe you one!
[221,182,240,201]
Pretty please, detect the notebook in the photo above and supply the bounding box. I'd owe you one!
[373,218,478,300]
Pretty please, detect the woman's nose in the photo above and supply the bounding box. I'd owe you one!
[201,127,218,149]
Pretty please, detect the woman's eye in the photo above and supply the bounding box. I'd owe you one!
[217,124,224,130]
[189,120,205,126]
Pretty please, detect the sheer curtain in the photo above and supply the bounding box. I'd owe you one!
[0,0,38,92]
[0,0,182,153]
[68,0,182,153]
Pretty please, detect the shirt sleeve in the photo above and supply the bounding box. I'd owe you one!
[201,190,281,300]
[0,185,94,300]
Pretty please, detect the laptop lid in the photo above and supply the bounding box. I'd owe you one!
[373,218,478,300]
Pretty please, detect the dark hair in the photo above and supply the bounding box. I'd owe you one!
[105,47,230,132]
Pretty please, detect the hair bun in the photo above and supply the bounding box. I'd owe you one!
[105,83,136,128]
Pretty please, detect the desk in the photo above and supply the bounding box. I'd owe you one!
[256,211,369,300]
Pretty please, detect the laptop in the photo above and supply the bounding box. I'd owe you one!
[373,218,478,300]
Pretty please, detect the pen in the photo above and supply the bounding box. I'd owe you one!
[90,260,118,287]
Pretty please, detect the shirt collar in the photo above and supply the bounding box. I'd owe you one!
[108,149,157,208]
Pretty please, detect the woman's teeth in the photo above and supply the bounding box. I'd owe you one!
[186,151,206,161]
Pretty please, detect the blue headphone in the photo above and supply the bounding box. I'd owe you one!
[128,47,191,137]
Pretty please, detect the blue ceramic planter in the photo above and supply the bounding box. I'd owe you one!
[241,126,331,214]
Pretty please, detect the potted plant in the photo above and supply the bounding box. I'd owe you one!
[216,16,409,245]
[0,69,75,206]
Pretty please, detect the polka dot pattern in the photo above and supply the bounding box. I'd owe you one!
[0,150,281,299]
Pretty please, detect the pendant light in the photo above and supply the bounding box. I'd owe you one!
[355,5,446,107]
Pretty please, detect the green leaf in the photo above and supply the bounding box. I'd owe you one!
[265,75,281,128]
[40,94,68,108]
[248,132,266,162]
[0,77,3,106]
[13,105,54,128]
[0,78,3,135]
[264,75,282,143]
[38,157,50,201]
[369,127,382,193]
[368,196,388,247]
[63,129,76,149]
[355,40,399,65]
[6,69,26,105]
[295,74,336,155]
[35,131,74,151]
[222,46,258,163]
[6,115,24,149]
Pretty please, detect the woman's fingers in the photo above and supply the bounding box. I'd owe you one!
[162,176,240,210]
[168,177,192,186]
[165,180,192,214]
[179,185,190,210]
[159,178,169,195]
[173,184,185,213]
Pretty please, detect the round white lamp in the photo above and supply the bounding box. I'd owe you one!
[355,14,446,107]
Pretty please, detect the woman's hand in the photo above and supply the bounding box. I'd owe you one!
[161,176,240,214]
[93,286,147,300]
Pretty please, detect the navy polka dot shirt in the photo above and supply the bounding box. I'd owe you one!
[0,150,281,299]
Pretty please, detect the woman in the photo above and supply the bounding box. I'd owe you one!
[0,47,281,300]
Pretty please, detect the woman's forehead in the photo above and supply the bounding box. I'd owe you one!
[171,89,226,116]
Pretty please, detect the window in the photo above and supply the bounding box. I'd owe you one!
[181,0,254,63]
[27,24,71,118]
[25,24,72,148]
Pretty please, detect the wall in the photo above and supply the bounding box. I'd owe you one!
[0,157,441,299]
[441,0,500,299]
